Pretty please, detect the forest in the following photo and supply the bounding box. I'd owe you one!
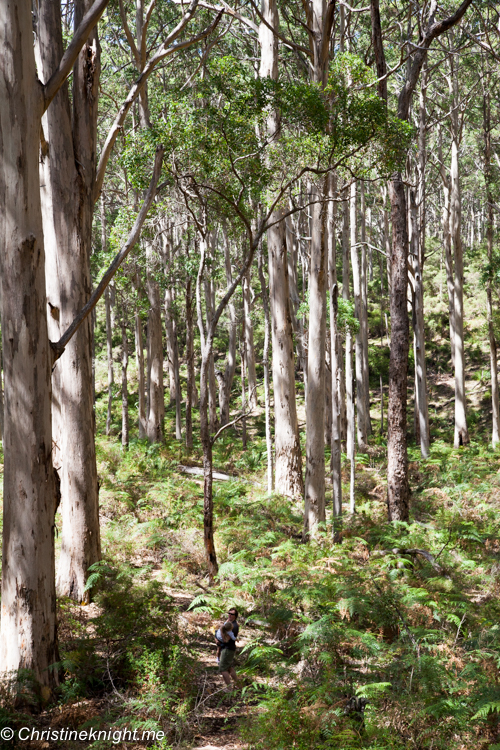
[2,0,500,748]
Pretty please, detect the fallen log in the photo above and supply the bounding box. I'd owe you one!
[371,547,444,574]
[178,465,234,481]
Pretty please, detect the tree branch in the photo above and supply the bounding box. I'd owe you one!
[94,1,223,202]
[118,0,140,67]
[211,396,255,446]
[51,146,164,363]
[43,0,110,111]
[398,0,474,120]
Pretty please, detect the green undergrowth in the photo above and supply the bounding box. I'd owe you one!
[3,385,500,749]
[89,405,500,749]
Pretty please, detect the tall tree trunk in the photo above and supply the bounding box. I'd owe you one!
[414,69,430,457]
[304,0,334,535]
[105,286,114,436]
[258,246,274,493]
[387,175,410,521]
[340,191,349,445]
[102,199,114,437]
[0,346,3,448]
[146,243,164,442]
[204,264,219,434]
[260,0,304,500]
[219,228,237,425]
[360,181,371,436]
[482,71,500,447]
[438,127,455,369]
[164,291,182,440]
[269,215,304,499]
[133,279,147,439]
[36,0,101,602]
[243,270,258,409]
[196,241,218,583]
[199,348,218,583]
[286,213,307,382]
[325,342,333,446]
[164,285,177,406]
[351,181,368,452]
[450,64,468,447]
[0,0,59,687]
[328,174,342,528]
[241,331,247,451]
[305,183,327,534]
[410,189,430,458]
[185,276,194,450]
[369,0,474,522]
[343,196,356,514]
[121,309,129,449]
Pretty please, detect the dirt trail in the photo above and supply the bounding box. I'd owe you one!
[168,589,250,750]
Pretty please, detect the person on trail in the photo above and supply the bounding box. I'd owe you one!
[215,608,239,690]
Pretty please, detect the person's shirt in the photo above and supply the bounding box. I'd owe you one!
[225,621,239,651]
[215,622,239,651]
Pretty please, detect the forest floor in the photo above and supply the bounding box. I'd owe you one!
[2,344,500,750]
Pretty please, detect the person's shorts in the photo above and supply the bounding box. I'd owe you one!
[218,648,235,673]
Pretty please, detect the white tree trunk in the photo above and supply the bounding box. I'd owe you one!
[121,310,129,449]
[134,300,147,439]
[260,0,303,499]
[483,77,500,448]
[269,216,304,499]
[164,288,182,439]
[359,182,371,436]
[410,190,430,458]
[185,276,195,450]
[0,0,58,688]
[204,270,219,434]
[451,139,468,447]
[102,199,114,437]
[350,182,368,451]
[37,0,101,603]
[146,243,164,442]
[258,247,274,493]
[105,286,114,436]
[164,285,177,405]
[344,230,356,514]
[438,127,455,369]
[243,270,258,409]
[0,346,3,448]
[219,228,238,425]
[305,181,327,535]
[328,174,342,528]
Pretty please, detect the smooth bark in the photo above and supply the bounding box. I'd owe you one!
[146,243,165,443]
[258,247,274,493]
[450,61,468,448]
[105,286,114,436]
[185,276,194,450]
[134,299,147,439]
[0,0,58,688]
[121,311,129,449]
[243,270,258,409]
[36,0,101,604]
[351,181,368,452]
[260,0,304,500]
[483,71,500,447]
[218,229,237,425]
[304,0,335,536]
[410,190,430,458]
[328,174,342,527]
[387,176,410,521]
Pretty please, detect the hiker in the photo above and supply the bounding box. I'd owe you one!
[215,608,239,689]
